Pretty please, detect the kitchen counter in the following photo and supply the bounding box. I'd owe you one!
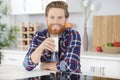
[0,64,54,80]
[80,51,120,80]
[1,49,120,61]
[0,50,120,79]
[0,64,120,80]
[0,49,55,79]
[81,51,120,61]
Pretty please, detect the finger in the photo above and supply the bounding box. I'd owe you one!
[44,43,55,51]
[46,40,56,47]
[45,38,55,46]
[47,38,54,42]
[42,38,55,51]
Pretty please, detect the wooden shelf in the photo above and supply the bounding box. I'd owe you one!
[19,22,38,50]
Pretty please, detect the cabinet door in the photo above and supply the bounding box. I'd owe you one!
[43,0,81,13]
[81,58,119,77]
[118,62,120,76]
[10,0,25,15]
[10,0,81,15]
[42,0,66,13]
[25,0,44,14]
[66,0,82,12]
[2,53,25,66]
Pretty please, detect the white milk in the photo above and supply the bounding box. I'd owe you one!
[52,37,59,52]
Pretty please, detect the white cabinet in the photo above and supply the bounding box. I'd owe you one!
[81,58,119,77]
[10,0,25,14]
[2,53,24,65]
[1,50,26,66]
[66,0,82,12]
[43,0,82,12]
[41,0,66,13]
[10,0,44,15]
[118,62,120,75]
[81,52,120,79]
[10,0,82,15]
[25,0,66,14]
[25,0,44,14]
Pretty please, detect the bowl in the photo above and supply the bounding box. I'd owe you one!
[102,47,120,53]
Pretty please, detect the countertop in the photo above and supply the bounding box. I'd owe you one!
[0,64,54,80]
[0,50,120,79]
[81,51,120,61]
[0,64,120,80]
[1,49,120,61]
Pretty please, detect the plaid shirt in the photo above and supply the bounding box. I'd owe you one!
[23,28,81,73]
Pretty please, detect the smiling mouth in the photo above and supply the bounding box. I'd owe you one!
[52,25,60,30]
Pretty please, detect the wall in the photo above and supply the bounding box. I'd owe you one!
[10,0,120,51]
[88,0,120,50]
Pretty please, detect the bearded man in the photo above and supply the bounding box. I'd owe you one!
[23,1,81,73]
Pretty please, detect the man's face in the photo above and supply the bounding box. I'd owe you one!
[46,8,68,35]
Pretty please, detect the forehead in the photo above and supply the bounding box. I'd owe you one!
[48,8,65,16]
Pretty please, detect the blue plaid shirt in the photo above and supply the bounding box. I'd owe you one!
[23,28,81,73]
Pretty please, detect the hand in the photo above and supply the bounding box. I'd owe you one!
[38,38,55,52]
[30,38,56,64]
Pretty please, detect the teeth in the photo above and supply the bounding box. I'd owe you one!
[52,25,60,30]
[53,25,59,28]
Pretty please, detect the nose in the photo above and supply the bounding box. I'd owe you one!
[53,18,59,24]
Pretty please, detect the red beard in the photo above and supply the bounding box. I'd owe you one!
[48,24,66,35]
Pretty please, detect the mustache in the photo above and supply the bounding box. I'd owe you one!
[48,24,65,35]
[50,24,62,27]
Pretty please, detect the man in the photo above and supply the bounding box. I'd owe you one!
[23,1,81,73]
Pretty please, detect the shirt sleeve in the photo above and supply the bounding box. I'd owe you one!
[57,30,81,73]
[23,55,38,71]
[23,31,39,71]
[23,31,48,71]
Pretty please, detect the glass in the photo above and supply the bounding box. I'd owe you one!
[50,36,59,62]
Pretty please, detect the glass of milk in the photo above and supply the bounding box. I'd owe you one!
[52,37,59,52]
[51,36,59,62]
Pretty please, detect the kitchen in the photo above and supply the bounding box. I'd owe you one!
[0,0,120,80]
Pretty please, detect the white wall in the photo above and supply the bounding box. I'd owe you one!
[10,0,120,51]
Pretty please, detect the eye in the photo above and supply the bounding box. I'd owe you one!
[50,16,54,19]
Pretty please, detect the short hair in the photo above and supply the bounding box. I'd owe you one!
[45,1,69,18]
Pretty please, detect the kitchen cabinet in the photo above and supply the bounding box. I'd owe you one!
[10,0,44,15]
[118,62,120,75]
[10,0,25,14]
[1,50,120,79]
[81,58,119,77]
[81,51,120,79]
[25,0,44,14]
[1,50,26,65]
[41,0,66,13]
[66,0,82,13]
[10,0,82,15]
[25,0,66,14]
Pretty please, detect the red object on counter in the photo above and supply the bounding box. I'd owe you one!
[113,41,120,47]
[96,46,103,52]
